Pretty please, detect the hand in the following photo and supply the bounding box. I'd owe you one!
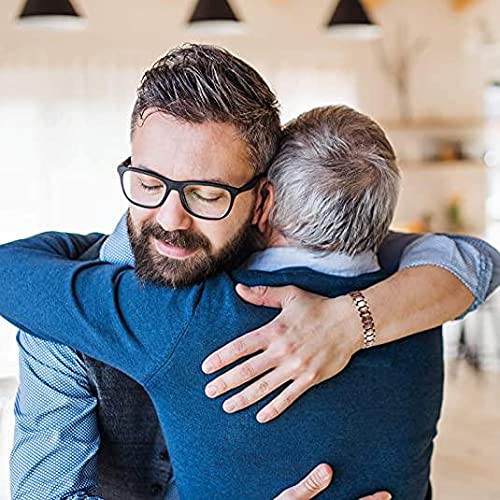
[273,463,333,499]
[202,284,362,423]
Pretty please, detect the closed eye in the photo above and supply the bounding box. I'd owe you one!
[191,191,223,202]
[140,181,163,192]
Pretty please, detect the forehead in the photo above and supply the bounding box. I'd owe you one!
[131,111,253,185]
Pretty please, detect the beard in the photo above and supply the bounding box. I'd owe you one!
[127,211,266,288]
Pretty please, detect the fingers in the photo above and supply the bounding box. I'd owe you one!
[205,352,276,399]
[273,463,333,500]
[221,367,292,414]
[202,328,266,374]
[256,375,314,423]
[358,493,392,500]
[236,284,301,308]
[203,284,308,375]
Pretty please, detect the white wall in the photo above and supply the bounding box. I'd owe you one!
[1,0,500,121]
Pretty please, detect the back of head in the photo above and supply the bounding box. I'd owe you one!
[268,105,400,255]
[131,44,281,174]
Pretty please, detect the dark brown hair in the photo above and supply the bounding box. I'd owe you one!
[131,44,281,174]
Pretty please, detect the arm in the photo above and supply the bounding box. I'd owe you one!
[202,232,499,422]
[0,232,199,383]
[362,232,487,344]
[11,332,102,500]
[398,233,500,314]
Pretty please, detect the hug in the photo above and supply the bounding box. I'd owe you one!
[1,45,499,500]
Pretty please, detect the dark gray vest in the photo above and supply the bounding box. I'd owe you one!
[79,238,172,500]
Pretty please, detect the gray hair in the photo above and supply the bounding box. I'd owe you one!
[131,44,281,174]
[268,105,400,255]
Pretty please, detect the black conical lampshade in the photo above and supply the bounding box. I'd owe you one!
[326,0,381,39]
[17,0,85,29]
[188,0,240,24]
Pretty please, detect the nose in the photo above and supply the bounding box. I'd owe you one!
[155,190,193,232]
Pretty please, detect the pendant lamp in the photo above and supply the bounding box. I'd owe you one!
[17,0,85,30]
[187,0,243,34]
[326,0,381,40]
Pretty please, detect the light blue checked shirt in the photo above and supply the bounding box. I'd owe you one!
[9,217,500,500]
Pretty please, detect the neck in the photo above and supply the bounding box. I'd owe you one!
[266,229,290,248]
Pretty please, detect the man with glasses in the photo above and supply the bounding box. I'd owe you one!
[6,44,499,500]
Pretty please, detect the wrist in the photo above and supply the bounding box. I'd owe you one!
[327,295,365,354]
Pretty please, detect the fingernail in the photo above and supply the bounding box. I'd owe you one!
[318,465,330,482]
[256,411,269,423]
[236,284,250,293]
[201,361,213,374]
[223,401,235,413]
[205,385,217,398]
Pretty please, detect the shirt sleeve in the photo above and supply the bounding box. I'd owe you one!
[0,232,201,384]
[10,331,103,500]
[398,233,499,315]
[442,234,500,297]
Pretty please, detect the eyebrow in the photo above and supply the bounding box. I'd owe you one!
[135,163,228,185]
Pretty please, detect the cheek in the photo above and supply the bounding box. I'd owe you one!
[201,196,255,252]
[195,220,236,253]
[129,205,155,228]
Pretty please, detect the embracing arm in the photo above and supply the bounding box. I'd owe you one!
[0,232,198,382]
[11,332,102,500]
[202,232,499,422]
[397,233,500,312]
[369,232,499,343]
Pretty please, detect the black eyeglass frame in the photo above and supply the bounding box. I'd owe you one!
[117,157,265,221]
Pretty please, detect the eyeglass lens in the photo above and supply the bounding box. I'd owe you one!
[121,170,232,219]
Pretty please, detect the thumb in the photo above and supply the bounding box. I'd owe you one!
[235,284,301,308]
[274,463,333,500]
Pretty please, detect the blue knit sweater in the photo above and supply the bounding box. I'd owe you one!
[0,232,443,499]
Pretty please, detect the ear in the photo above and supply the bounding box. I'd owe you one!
[252,180,275,234]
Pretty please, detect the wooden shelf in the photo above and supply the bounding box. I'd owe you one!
[399,159,485,169]
[382,118,486,133]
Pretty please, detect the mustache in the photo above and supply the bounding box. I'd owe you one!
[141,221,211,252]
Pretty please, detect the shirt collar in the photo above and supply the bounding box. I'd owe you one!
[100,213,135,266]
[244,246,380,277]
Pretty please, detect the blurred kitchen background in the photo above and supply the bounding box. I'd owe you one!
[0,0,499,498]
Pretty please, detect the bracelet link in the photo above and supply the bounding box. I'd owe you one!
[349,291,376,349]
